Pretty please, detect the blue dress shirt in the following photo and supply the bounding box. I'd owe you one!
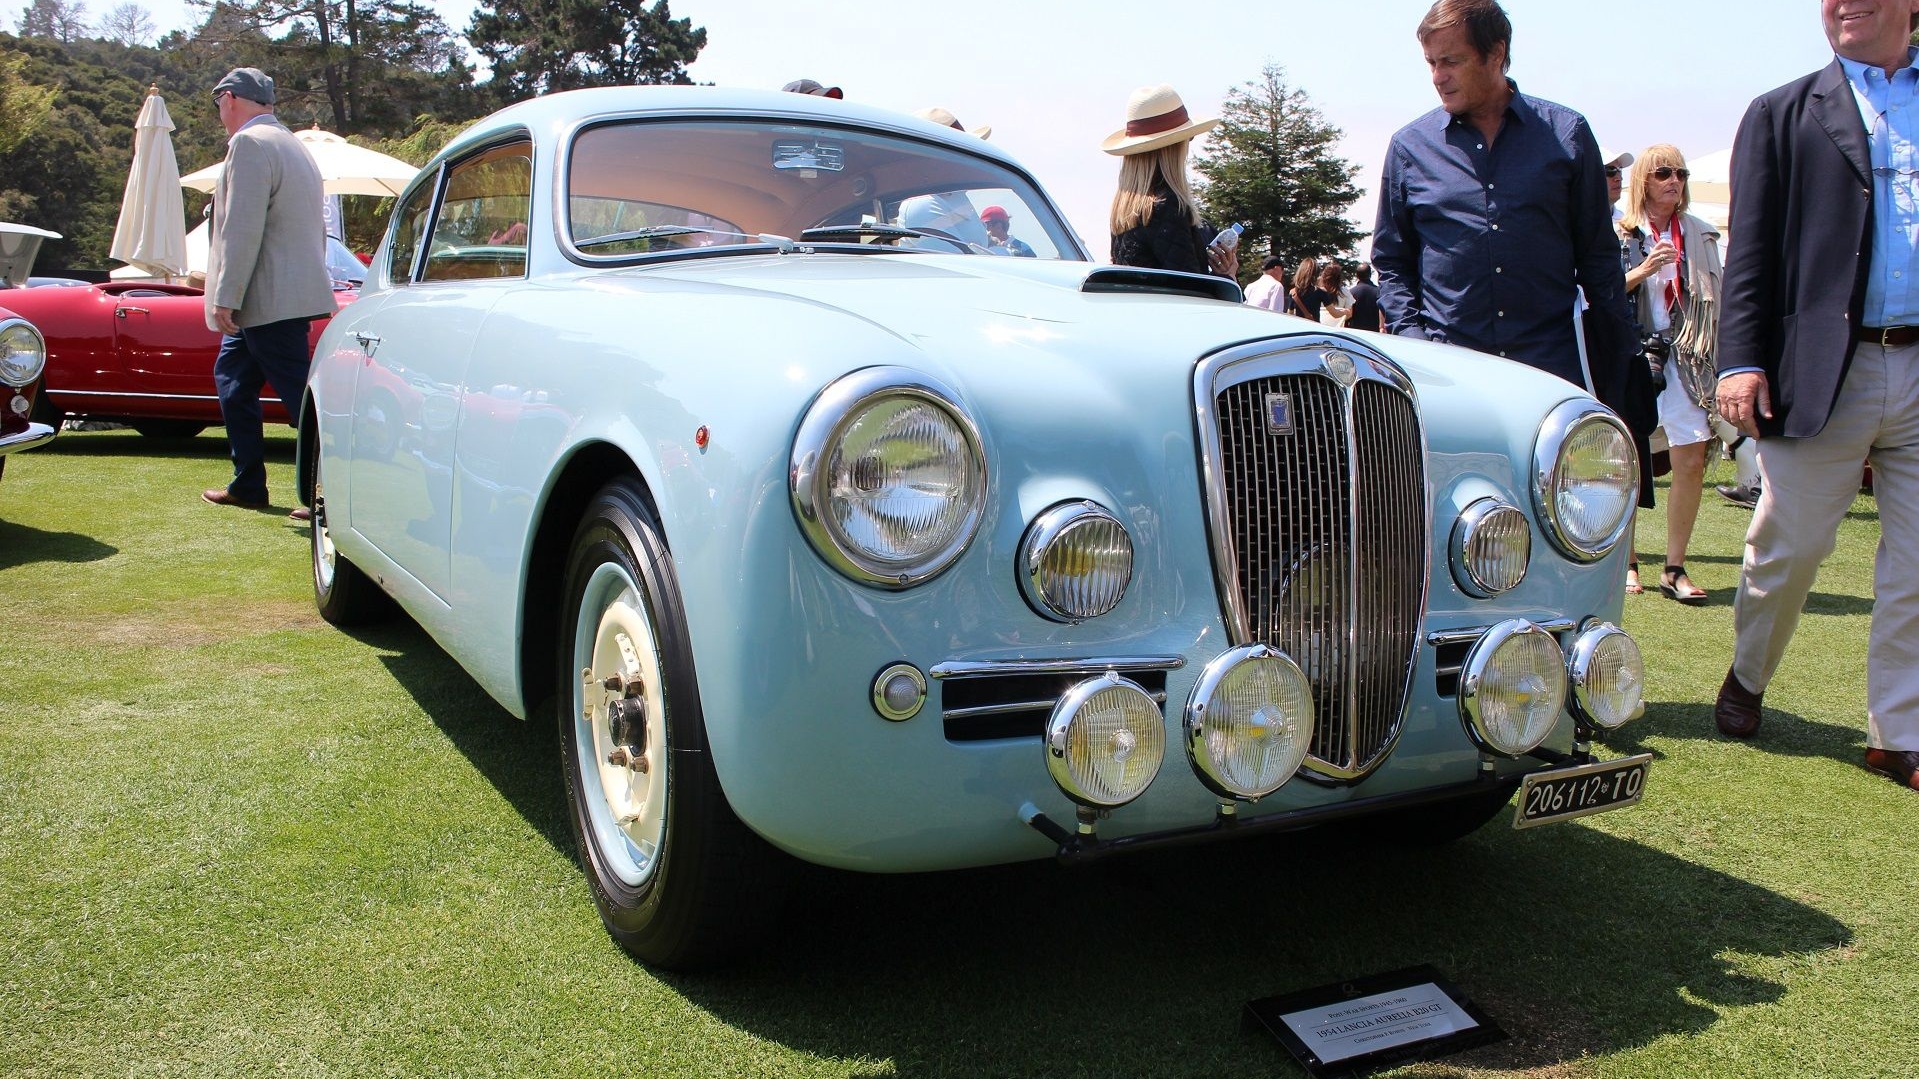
[1838,48,1919,328]
[1373,82,1627,386]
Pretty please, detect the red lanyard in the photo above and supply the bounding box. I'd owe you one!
[1649,214,1685,309]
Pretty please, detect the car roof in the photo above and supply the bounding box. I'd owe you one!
[433,86,1023,174]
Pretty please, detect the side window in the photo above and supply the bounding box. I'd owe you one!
[387,172,435,284]
[421,140,533,283]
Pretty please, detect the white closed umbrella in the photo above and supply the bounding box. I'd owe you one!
[180,126,420,197]
[109,86,189,279]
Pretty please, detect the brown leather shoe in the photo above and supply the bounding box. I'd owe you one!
[202,488,268,510]
[288,506,313,522]
[1864,748,1919,791]
[1714,667,1764,738]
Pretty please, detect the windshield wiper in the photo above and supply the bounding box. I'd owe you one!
[574,225,800,254]
[798,224,974,253]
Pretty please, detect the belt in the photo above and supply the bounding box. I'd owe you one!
[1856,324,1919,347]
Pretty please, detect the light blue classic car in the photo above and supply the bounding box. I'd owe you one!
[301,86,1650,969]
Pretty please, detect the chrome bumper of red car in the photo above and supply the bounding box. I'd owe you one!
[0,420,56,456]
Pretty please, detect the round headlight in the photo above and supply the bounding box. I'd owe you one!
[1019,501,1133,622]
[1184,644,1314,800]
[1567,623,1645,730]
[1533,401,1636,562]
[0,317,47,388]
[1459,619,1566,757]
[791,368,986,588]
[1450,498,1530,596]
[1045,672,1165,808]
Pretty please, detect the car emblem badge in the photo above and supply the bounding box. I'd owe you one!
[1324,350,1357,386]
[1265,391,1295,435]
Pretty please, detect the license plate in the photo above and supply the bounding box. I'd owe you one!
[1512,753,1652,829]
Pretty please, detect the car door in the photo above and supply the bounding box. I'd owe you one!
[110,284,226,418]
[348,138,532,601]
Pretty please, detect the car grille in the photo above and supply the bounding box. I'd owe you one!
[1205,350,1427,781]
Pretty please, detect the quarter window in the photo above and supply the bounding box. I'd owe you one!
[387,171,436,284]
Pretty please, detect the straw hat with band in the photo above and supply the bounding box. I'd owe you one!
[1102,85,1218,156]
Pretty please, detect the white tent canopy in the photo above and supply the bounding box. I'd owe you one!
[109,88,189,278]
[180,126,420,197]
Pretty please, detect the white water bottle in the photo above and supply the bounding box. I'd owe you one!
[1212,222,1245,251]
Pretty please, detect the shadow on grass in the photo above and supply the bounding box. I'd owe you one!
[0,517,117,570]
[343,624,1854,1076]
[351,617,572,856]
[32,429,295,463]
[1610,699,1866,775]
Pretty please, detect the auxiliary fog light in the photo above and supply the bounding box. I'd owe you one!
[1567,623,1645,730]
[1018,501,1133,622]
[1458,619,1567,757]
[871,662,926,722]
[1184,644,1315,800]
[1450,498,1530,597]
[1044,672,1165,808]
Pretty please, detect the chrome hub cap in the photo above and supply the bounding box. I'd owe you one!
[572,562,668,887]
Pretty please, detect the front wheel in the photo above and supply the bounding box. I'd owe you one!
[559,478,782,970]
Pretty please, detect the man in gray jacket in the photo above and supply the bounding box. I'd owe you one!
[201,67,333,516]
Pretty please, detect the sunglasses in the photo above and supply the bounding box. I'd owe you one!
[1604,165,1622,178]
[212,90,231,104]
[1651,166,1691,181]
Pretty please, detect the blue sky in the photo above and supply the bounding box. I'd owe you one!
[100,0,1836,258]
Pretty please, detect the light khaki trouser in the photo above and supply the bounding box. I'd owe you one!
[1734,339,1919,750]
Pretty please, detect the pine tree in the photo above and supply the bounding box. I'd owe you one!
[1194,64,1362,281]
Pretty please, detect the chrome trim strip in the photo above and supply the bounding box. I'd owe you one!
[930,655,1184,679]
[45,390,276,404]
[1428,619,1577,648]
[943,690,1169,721]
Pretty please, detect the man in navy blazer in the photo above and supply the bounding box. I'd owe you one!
[1714,0,1919,792]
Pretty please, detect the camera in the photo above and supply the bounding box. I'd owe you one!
[1642,333,1670,392]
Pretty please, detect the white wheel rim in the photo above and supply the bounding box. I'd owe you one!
[313,479,337,592]
[572,560,669,887]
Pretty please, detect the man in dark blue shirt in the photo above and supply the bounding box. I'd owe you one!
[1372,0,1634,391]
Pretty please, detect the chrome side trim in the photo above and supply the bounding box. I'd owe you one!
[1428,619,1577,648]
[930,655,1185,680]
[943,689,1169,721]
[45,390,276,404]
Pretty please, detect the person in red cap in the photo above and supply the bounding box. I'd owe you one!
[979,205,1035,257]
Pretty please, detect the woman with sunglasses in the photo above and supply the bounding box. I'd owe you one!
[1618,144,1723,605]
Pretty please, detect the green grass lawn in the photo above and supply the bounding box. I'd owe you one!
[2,431,1911,1078]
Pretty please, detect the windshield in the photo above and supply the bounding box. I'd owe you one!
[326,237,367,286]
[566,118,1082,261]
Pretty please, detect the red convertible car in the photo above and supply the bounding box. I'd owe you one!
[0,303,55,489]
[3,239,363,438]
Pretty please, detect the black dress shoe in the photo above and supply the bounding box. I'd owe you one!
[1714,667,1764,738]
[1864,748,1919,791]
[1716,483,1760,509]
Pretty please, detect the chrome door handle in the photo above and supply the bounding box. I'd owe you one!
[115,306,150,317]
[353,332,382,353]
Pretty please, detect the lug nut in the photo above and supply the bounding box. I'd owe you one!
[607,747,630,767]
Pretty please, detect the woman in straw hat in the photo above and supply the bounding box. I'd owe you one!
[1104,84,1235,278]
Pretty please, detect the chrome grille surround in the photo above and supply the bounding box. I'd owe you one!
[1193,338,1431,783]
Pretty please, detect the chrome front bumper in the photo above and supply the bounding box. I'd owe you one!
[0,420,56,456]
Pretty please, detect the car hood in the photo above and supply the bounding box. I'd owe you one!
[600,252,1586,423]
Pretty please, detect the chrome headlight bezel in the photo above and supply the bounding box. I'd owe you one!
[1458,618,1567,757]
[1532,400,1636,562]
[1449,498,1531,597]
[1018,500,1133,623]
[0,317,48,389]
[1567,622,1646,730]
[1184,644,1315,801]
[790,366,986,589]
[1044,672,1165,808]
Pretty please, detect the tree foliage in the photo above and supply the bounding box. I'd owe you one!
[95,2,155,46]
[468,0,705,101]
[1194,64,1362,281]
[17,0,89,42]
[0,50,55,156]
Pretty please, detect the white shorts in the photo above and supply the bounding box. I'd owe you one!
[1656,372,1713,448]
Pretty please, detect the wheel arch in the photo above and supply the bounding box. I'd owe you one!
[296,396,320,506]
[519,440,664,720]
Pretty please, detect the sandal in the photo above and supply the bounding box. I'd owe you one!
[1659,564,1709,605]
[1625,561,1643,596]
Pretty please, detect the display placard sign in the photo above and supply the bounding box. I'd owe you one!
[1243,965,1506,1076]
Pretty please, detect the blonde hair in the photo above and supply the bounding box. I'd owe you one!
[1109,141,1201,235]
[1619,143,1691,233]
